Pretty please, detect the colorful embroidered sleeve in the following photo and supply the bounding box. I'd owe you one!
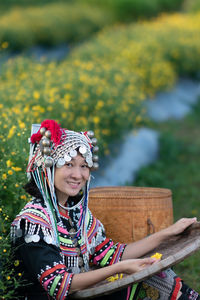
[11,200,73,300]
[88,211,127,267]
[17,240,73,299]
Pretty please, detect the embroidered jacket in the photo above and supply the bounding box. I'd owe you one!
[11,198,126,299]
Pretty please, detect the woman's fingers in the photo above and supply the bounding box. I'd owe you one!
[164,217,197,236]
[121,257,159,274]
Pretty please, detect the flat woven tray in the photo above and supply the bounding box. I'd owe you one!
[71,222,200,299]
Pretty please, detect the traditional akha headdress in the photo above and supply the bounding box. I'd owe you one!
[27,119,99,248]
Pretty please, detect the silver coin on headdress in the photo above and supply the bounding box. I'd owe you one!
[86,156,93,168]
[64,154,72,162]
[56,157,65,168]
[70,149,77,158]
[79,145,87,155]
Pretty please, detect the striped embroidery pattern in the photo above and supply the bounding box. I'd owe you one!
[110,243,126,265]
[92,238,126,267]
[39,263,73,300]
[12,205,51,230]
[57,272,73,300]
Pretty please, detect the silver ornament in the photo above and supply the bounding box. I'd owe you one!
[78,257,83,267]
[92,162,99,170]
[87,130,94,138]
[32,234,40,243]
[40,127,46,135]
[79,145,87,155]
[43,147,51,155]
[45,130,51,138]
[70,149,77,158]
[42,138,50,147]
[44,236,53,244]
[92,155,99,162]
[56,158,65,168]
[25,234,32,243]
[91,137,97,145]
[93,145,99,152]
[16,228,22,237]
[44,157,53,168]
[64,154,72,162]
[86,157,93,168]
[71,267,80,274]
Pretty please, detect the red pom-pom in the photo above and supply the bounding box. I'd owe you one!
[30,120,63,145]
[31,132,42,144]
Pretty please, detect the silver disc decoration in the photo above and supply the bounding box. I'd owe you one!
[70,149,77,158]
[79,145,87,155]
[64,154,72,162]
[44,235,53,244]
[56,157,66,168]
[44,157,53,168]
[32,234,40,243]
[25,234,32,243]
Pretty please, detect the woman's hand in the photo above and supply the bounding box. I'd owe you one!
[118,257,158,275]
[162,217,197,237]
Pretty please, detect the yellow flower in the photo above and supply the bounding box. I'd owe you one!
[93,116,100,124]
[15,183,19,187]
[20,195,27,200]
[2,173,7,180]
[18,121,25,129]
[3,249,7,253]
[151,252,162,260]
[2,41,9,49]
[7,276,11,280]
[18,273,22,277]
[64,83,72,89]
[14,260,20,267]
[33,91,40,99]
[6,160,12,167]
[8,170,13,175]
[12,167,22,172]
[96,101,104,109]
[7,125,16,139]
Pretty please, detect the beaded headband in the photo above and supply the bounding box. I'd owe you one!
[27,119,99,172]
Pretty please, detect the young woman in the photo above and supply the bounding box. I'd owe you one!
[11,119,199,300]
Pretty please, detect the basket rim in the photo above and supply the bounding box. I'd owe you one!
[89,186,172,199]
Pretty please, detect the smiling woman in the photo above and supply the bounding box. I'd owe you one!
[11,119,199,300]
[55,155,90,207]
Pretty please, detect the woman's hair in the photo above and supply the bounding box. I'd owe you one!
[24,176,43,198]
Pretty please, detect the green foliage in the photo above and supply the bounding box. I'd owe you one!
[0,207,24,299]
[82,0,184,21]
[0,0,72,6]
[1,12,200,222]
[0,2,113,50]
[134,99,200,291]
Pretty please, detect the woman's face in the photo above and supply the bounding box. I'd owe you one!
[54,154,90,204]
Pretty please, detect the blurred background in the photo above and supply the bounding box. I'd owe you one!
[0,0,200,297]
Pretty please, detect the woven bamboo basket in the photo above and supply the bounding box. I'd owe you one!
[88,186,173,244]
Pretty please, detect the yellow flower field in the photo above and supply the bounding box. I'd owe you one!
[0,12,200,219]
